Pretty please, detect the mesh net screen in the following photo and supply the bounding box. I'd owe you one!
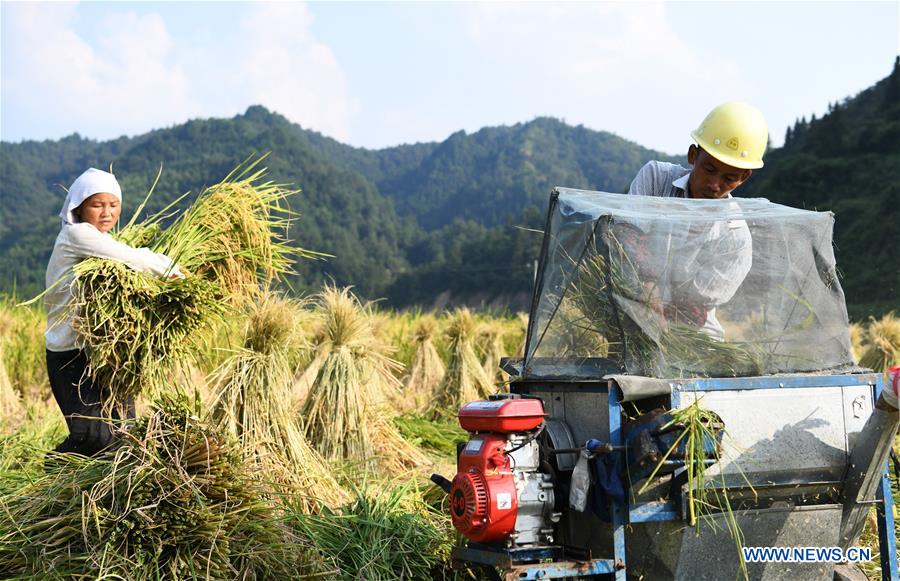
[524,188,853,378]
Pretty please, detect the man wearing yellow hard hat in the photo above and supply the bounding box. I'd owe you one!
[626,102,768,339]
[629,101,768,199]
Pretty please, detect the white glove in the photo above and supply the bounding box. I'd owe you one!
[569,449,594,512]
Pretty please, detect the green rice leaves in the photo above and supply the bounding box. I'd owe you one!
[569,232,762,378]
[0,392,328,580]
[284,484,454,581]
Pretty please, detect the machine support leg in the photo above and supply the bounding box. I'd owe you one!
[609,384,627,581]
[876,467,898,581]
[840,400,900,548]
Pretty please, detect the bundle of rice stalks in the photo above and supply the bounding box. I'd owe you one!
[73,263,227,410]
[0,312,24,431]
[658,324,763,377]
[849,322,866,363]
[70,158,315,410]
[639,398,753,581]
[402,315,445,412]
[291,342,329,405]
[300,287,429,472]
[859,311,900,372]
[285,484,454,581]
[516,311,529,357]
[479,321,507,385]
[569,233,762,377]
[208,295,346,510]
[299,288,372,463]
[544,300,610,359]
[0,300,47,400]
[0,392,329,580]
[290,307,337,406]
[368,411,434,474]
[128,158,308,296]
[0,364,24,433]
[430,308,495,418]
[390,310,426,370]
[369,309,394,346]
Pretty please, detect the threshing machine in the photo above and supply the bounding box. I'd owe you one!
[433,188,899,580]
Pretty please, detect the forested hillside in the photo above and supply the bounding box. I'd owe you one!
[1,58,897,317]
[370,117,672,229]
[0,110,674,306]
[740,56,900,319]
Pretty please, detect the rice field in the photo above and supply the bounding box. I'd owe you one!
[2,295,896,578]
[0,290,523,580]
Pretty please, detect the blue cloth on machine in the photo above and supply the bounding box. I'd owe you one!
[586,438,626,522]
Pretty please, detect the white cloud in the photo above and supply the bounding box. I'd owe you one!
[1,2,359,143]
[238,3,359,141]
[2,3,196,139]
[461,2,748,153]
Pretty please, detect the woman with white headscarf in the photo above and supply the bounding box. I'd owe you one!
[45,168,182,456]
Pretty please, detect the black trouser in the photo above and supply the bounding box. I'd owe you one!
[46,349,134,456]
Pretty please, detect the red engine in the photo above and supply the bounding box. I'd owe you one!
[449,397,552,545]
[450,432,518,542]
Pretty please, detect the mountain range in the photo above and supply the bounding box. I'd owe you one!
[2,57,897,319]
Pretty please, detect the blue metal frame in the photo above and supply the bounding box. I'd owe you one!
[616,372,898,581]
[452,544,618,579]
[507,560,618,580]
[608,383,628,580]
[675,373,881,391]
[876,467,899,581]
[873,374,900,581]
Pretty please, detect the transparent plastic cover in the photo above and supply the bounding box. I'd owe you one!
[524,188,853,379]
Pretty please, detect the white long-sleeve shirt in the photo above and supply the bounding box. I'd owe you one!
[627,161,753,339]
[44,223,180,352]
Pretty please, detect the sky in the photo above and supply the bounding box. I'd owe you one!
[1,1,898,155]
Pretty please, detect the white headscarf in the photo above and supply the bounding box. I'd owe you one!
[59,168,123,226]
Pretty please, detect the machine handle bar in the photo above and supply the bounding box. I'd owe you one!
[551,445,625,455]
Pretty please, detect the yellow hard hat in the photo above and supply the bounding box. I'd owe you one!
[690,101,768,169]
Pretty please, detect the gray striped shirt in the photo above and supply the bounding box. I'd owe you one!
[628,160,693,198]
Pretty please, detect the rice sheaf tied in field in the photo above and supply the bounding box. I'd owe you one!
[299,286,432,473]
[429,307,495,419]
[207,293,348,510]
